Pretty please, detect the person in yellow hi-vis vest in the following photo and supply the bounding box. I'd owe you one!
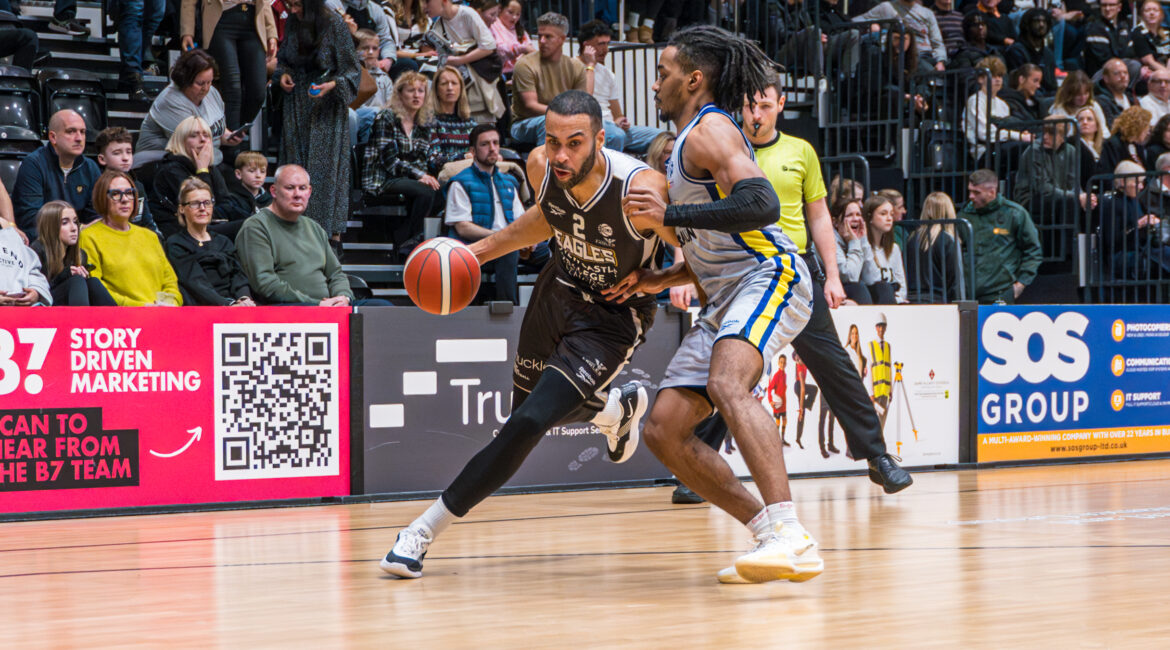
[869,313,893,426]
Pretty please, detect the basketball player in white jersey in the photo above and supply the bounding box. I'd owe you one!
[607,25,823,584]
[381,91,677,579]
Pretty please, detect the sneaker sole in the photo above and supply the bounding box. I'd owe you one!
[733,554,798,583]
[379,557,422,579]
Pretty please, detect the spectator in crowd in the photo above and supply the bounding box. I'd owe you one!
[966,0,1015,50]
[166,177,255,306]
[1083,0,1135,78]
[237,165,389,305]
[865,193,908,303]
[1015,116,1092,256]
[1001,63,1045,122]
[623,0,662,43]
[1051,71,1111,139]
[0,215,49,306]
[1096,58,1134,128]
[94,127,159,237]
[471,0,499,28]
[232,150,273,210]
[958,168,1042,303]
[831,196,890,304]
[389,0,428,76]
[329,0,397,74]
[905,192,964,303]
[645,131,675,174]
[965,56,1031,164]
[1142,152,1170,241]
[181,0,278,149]
[425,0,505,122]
[1097,160,1170,277]
[31,201,116,306]
[138,49,245,166]
[932,0,965,57]
[80,170,183,306]
[1140,69,1170,123]
[490,0,536,75]
[445,124,548,304]
[859,22,931,121]
[950,12,1001,71]
[363,71,438,261]
[877,187,907,249]
[352,29,395,145]
[1099,105,1153,176]
[0,18,39,70]
[1075,105,1106,185]
[428,66,479,174]
[1005,8,1057,94]
[828,175,866,204]
[150,116,252,239]
[110,0,164,100]
[855,0,948,70]
[1146,114,1170,168]
[13,110,100,241]
[577,20,665,153]
[1131,0,1170,74]
[510,12,592,145]
[276,0,362,242]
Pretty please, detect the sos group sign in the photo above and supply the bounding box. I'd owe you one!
[976,306,1170,462]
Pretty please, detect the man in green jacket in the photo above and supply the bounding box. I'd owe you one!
[959,168,1043,303]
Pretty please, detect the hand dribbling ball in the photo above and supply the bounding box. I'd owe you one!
[403,237,481,315]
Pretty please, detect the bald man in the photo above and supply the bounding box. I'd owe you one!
[13,110,101,241]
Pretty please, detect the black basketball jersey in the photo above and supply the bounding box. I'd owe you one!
[538,148,662,306]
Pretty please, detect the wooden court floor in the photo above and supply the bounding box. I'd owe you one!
[3,459,1170,648]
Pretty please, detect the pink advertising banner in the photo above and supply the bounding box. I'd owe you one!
[0,307,350,514]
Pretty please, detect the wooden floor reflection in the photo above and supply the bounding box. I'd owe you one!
[3,459,1170,647]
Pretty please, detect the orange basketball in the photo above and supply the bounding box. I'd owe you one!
[403,237,481,315]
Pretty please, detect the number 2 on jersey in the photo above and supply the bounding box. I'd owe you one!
[572,214,585,240]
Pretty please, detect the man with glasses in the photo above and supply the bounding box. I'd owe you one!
[1084,0,1135,77]
[13,110,101,243]
[1140,70,1170,123]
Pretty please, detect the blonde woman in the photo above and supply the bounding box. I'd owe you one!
[1050,70,1110,139]
[645,131,675,174]
[1075,106,1105,189]
[1098,105,1153,177]
[905,192,964,303]
[165,177,255,306]
[363,71,438,260]
[81,170,182,306]
[149,115,250,239]
[1133,0,1170,72]
[428,66,478,174]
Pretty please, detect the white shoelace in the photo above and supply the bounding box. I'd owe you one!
[397,528,431,558]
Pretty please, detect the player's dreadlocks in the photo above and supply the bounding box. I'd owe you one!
[667,25,779,114]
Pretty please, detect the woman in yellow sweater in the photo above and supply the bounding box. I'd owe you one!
[80,170,183,306]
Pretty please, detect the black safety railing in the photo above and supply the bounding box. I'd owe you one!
[905,67,988,218]
[1000,118,1082,270]
[895,218,977,304]
[821,154,870,202]
[823,19,904,162]
[1084,171,1170,304]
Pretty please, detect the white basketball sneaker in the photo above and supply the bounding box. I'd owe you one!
[599,381,647,463]
[732,523,824,583]
[380,526,433,578]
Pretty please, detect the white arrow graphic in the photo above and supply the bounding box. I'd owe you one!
[149,427,202,458]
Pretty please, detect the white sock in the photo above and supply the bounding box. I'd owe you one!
[643,18,654,28]
[766,501,799,528]
[747,507,772,538]
[627,12,640,26]
[412,498,459,538]
[592,388,621,429]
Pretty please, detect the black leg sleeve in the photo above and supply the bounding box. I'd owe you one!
[441,369,589,517]
[791,279,888,461]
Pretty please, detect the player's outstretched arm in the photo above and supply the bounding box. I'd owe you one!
[626,168,679,247]
[601,261,693,304]
[467,148,555,265]
[624,117,779,234]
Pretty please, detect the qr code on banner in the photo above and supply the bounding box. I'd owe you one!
[213,323,341,481]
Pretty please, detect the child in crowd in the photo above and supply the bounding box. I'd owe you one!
[354,28,394,145]
[234,151,273,209]
[95,127,161,236]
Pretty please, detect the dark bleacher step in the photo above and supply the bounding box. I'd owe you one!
[343,264,403,285]
[35,32,117,56]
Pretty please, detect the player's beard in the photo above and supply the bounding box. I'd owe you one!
[552,141,598,189]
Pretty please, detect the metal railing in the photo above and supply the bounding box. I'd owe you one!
[905,68,988,217]
[1084,171,1170,304]
[823,19,904,162]
[1001,118,1082,269]
[821,154,870,201]
[895,218,977,304]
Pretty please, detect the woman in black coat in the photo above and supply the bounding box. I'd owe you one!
[165,177,255,306]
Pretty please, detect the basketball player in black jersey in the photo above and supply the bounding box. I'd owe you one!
[381,91,677,579]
